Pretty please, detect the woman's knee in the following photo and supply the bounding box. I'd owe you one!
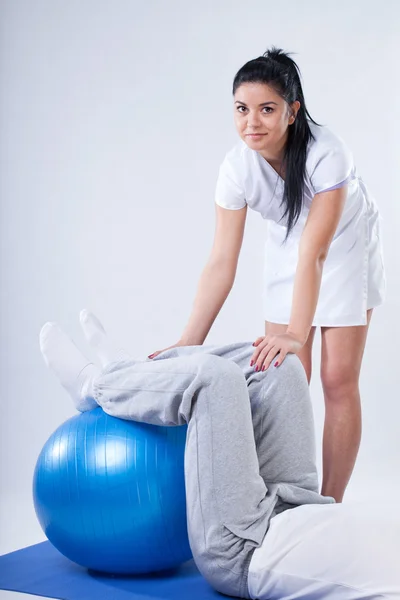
[320,362,360,396]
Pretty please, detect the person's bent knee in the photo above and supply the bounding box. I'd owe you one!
[196,353,245,382]
[267,354,311,403]
[274,353,309,384]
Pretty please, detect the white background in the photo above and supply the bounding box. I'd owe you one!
[1,0,399,573]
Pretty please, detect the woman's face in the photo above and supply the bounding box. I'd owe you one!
[233,82,299,162]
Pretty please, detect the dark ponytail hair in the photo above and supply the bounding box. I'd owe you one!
[233,46,323,240]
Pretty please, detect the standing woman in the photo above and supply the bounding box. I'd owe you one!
[149,47,386,503]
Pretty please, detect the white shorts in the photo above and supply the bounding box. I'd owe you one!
[263,189,386,328]
[248,502,400,599]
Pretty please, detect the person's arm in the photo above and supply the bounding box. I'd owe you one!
[179,204,248,346]
[178,260,236,345]
[286,185,348,344]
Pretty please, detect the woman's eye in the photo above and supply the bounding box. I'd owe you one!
[236,106,273,114]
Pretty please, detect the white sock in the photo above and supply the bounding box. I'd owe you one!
[40,322,100,412]
[79,309,131,368]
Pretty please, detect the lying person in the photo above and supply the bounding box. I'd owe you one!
[39,310,400,600]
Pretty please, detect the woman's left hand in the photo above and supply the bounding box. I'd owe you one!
[250,332,305,371]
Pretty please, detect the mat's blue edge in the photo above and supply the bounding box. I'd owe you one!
[0,541,223,599]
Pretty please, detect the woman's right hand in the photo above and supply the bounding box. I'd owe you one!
[147,341,185,360]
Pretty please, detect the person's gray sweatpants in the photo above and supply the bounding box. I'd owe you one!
[91,341,335,599]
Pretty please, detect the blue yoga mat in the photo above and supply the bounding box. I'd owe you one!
[0,541,225,599]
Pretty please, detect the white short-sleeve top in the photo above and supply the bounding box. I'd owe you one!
[215,121,386,326]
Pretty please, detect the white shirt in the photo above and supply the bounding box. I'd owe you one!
[247,502,400,599]
[214,121,386,326]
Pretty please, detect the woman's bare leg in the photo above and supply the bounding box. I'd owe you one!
[320,309,373,502]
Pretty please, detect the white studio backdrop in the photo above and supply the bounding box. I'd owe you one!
[1,0,399,554]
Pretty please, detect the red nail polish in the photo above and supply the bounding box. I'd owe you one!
[274,361,279,367]
[250,360,254,366]
[255,365,259,372]
[262,366,265,371]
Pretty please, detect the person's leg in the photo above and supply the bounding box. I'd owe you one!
[80,312,331,513]
[93,351,333,597]
[320,309,373,502]
[41,324,269,597]
[40,322,332,598]
[167,340,332,510]
[264,322,317,384]
[248,501,400,599]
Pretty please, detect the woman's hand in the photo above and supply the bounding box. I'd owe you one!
[250,332,304,371]
[148,341,185,360]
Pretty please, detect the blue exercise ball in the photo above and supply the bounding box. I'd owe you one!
[33,407,192,574]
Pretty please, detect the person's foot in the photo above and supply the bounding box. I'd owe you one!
[79,309,131,367]
[40,322,100,412]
